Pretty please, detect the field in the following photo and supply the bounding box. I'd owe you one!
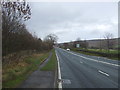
[88,49,119,54]
[71,48,119,60]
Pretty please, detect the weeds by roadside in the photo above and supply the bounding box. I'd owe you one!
[71,48,119,60]
[3,51,50,88]
[40,49,57,71]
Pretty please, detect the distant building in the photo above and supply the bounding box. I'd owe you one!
[76,44,80,48]
[73,41,88,48]
[58,38,119,50]
[87,38,119,49]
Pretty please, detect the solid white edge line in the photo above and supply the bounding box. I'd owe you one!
[98,70,109,77]
[60,48,119,67]
[55,50,62,89]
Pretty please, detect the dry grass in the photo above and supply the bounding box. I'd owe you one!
[2,52,50,88]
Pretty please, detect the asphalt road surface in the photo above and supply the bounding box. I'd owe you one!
[55,47,119,88]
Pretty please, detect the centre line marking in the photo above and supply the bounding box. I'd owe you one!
[98,70,109,77]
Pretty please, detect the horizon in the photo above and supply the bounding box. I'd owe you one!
[57,37,119,44]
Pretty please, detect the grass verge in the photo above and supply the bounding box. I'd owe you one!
[2,51,50,88]
[71,48,119,60]
[88,49,119,54]
[40,49,57,71]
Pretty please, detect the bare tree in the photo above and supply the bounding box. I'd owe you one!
[2,0,57,57]
[44,34,58,49]
[2,0,31,37]
[2,0,31,56]
[104,33,114,52]
[44,34,58,44]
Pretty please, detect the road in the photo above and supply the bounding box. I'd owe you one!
[55,47,119,88]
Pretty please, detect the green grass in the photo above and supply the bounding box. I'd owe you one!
[40,49,57,71]
[88,49,119,54]
[71,48,119,60]
[3,51,50,88]
[72,48,101,56]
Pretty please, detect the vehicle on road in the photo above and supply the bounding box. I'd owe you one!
[66,48,70,51]
[55,48,118,88]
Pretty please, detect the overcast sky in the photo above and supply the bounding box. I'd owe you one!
[26,2,118,43]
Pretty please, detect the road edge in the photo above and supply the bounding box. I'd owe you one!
[55,49,62,89]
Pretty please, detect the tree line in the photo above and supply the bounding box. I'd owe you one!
[2,0,58,56]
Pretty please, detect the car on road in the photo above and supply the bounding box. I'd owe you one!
[66,48,70,51]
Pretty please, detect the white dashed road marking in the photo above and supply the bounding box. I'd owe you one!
[61,48,119,67]
[98,70,109,77]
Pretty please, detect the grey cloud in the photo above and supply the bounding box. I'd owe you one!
[26,2,118,43]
